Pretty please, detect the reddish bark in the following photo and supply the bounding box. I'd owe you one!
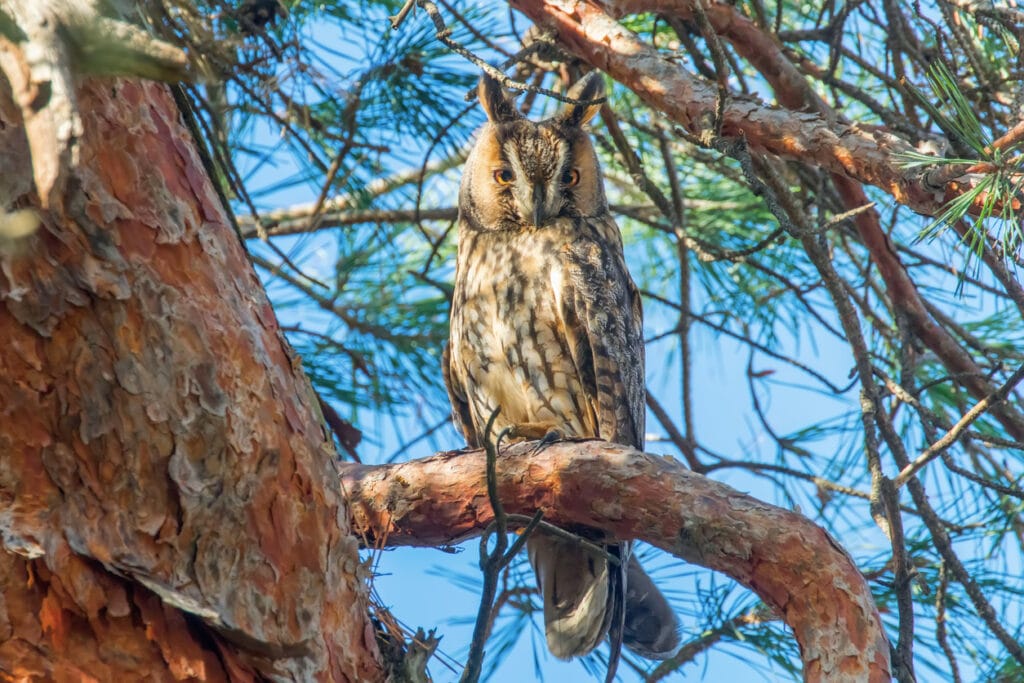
[675,0,1024,440]
[508,0,1024,441]
[0,553,246,682]
[508,0,1012,219]
[341,442,893,683]
[0,77,383,681]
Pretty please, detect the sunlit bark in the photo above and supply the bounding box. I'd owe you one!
[0,74,383,681]
[342,441,892,683]
[509,0,1018,218]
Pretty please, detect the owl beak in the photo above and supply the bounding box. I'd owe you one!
[531,183,547,227]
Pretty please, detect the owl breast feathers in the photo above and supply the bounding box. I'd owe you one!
[444,72,680,669]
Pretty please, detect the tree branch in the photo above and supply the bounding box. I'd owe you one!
[340,440,892,683]
[894,361,1024,487]
[614,0,1024,441]
[506,0,1012,218]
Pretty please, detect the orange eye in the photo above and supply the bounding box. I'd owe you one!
[562,168,580,187]
[494,169,514,185]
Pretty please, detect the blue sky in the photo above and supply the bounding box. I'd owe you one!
[236,34,860,683]
[227,4,1024,681]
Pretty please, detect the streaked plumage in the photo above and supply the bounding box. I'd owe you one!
[445,72,679,669]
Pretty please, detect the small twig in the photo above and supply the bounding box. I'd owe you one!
[460,410,544,683]
[695,227,786,262]
[244,207,456,238]
[894,362,1024,488]
[300,75,366,235]
[909,471,1024,665]
[315,393,362,462]
[935,562,963,683]
[437,0,516,61]
[599,106,678,224]
[700,457,967,526]
[251,254,404,340]
[688,0,730,141]
[641,290,851,395]
[307,141,353,233]
[645,392,702,471]
[654,132,699,478]
[746,352,814,459]
[385,416,451,464]
[504,514,620,565]
[388,0,417,30]
[461,408,505,683]
[419,218,458,281]
[414,100,475,246]
[416,1,605,105]
[646,606,775,682]
[253,236,331,292]
[498,512,545,563]
[942,451,1024,499]
[820,201,878,231]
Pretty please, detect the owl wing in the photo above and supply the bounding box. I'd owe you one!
[559,214,645,451]
[442,342,480,448]
[554,214,644,680]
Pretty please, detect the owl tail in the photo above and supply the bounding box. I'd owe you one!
[623,555,681,659]
[527,535,681,661]
[528,533,614,659]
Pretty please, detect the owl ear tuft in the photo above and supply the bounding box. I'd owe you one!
[478,74,521,123]
[559,72,605,127]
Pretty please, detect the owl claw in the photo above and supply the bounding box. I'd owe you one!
[495,426,517,453]
[497,423,565,455]
[530,429,564,456]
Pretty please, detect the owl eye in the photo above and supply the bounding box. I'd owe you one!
[562,168,581,187]
[493,169,514,185]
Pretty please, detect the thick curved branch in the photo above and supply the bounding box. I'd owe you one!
[507,0,1007,218]
[340,441,892,683]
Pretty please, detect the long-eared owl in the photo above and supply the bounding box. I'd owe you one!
[444,72,680,665]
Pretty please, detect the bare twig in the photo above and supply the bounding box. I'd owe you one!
[894,362,1024,488]
[642,289,852,394]
[687,0,730,140]
[460,410,543,683]
[646,392,702,470]
[389,0,417,30]
[934,562,963,683]
[646,607,775,682]
[416,1,605,105]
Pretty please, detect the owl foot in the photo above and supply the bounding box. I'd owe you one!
[499,422,565,455]
[494,426,517,452]
[530,428,564,456]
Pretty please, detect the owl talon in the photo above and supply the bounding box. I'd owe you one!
[530,429,564,456]
[495,426,517,452]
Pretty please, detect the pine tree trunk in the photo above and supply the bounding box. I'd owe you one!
[0,74,384,682]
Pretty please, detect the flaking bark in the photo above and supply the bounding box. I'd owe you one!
[0,75,383,681]
[508,0,1015,219]
[341,441,892,683]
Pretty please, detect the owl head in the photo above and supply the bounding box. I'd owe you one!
[459,73,607,233]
